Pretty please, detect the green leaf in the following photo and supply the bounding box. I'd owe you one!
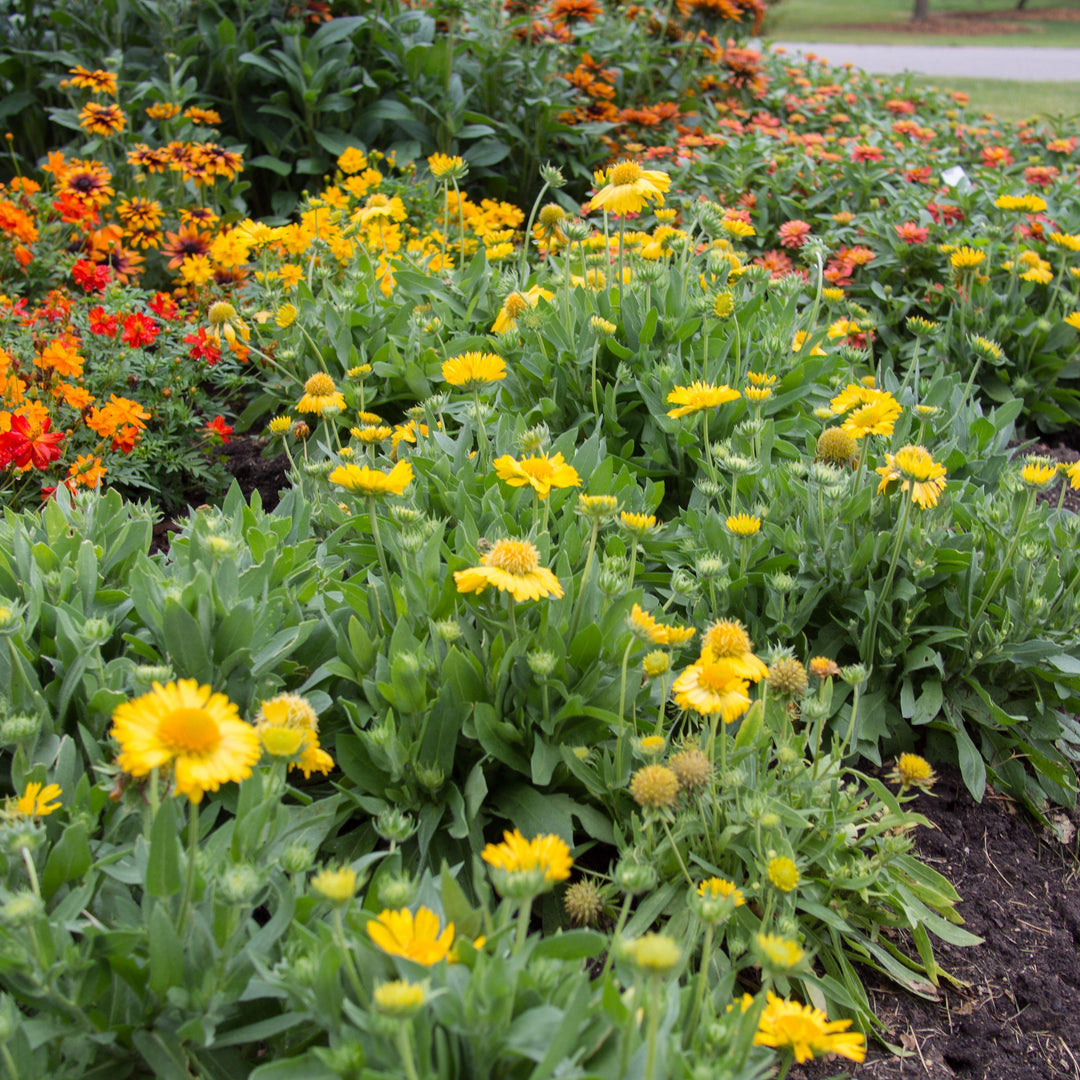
[147,901,184,998]
[146,798,183,898]
[531,929,605,960]
[41,823,91,900]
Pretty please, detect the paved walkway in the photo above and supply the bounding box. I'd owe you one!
[767,42,1080,81]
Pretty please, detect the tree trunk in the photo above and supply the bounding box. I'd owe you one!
[912,0,930,20]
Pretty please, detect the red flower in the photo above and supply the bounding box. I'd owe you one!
[110,424,140,454]
[148,292,181,320]
[88,305,119,337]
[121,312,159,348]
[904,166,933,184]
[778,219,811,249]
[850,144,885,163]
[205,416,233,445]
[895,222,929,245]
[72,259,111,293]
[184,326,221,365]
[0,414,65,470]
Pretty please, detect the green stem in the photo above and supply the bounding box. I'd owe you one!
[615,638,635,781]
[660,819,693,887]
[395,1024,421,1080]
[864,493,913,666]
[591,340,601,422]
[177,799,200,937]
[644,975,662,1080]
[514,896,533,953]
[472,386,489,463]
[601,892,633,979]
[690,923,715,1032]
[20,846,41,898]
[333,907,366,1002]
[971,486,1034,628]
[518,179,552,284]
[369,496,394,630]
[568,521,600,643]
[1,1044,19,1080]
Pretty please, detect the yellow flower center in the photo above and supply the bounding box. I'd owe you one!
[487,539,539,576]
[697,660,734,691]
[207,301,237,325]
[894,445,936,481]
[608,160,642,186]
[504,292,529,318]
[159,707,221,753]
[304,372,336,396]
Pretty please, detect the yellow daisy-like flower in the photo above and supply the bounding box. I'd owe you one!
[887,752,937,791]
[627,605,695,648]
[253,693,333,778]
[481,828,572,893]
[876,444,946,509]
[620,511,658,534]
[367,907,455,966]
[453,538,563,603]
[721,218,755,239]
[666,381,741,419]
[747,374,776,390]
[491,285,554,333]
[1065,460,1080,489]
[329,460,413,497]
[766,856,800,892]
[698,877,745,906]
[311,866,357,903]
[624,933,681,973]
[1021,458,1058,488]
[829,383,875,414]
[754,992,866,1064]
[110,680,261,804]
[15,782,62,817]
[671,657,751,722]
[428,153,466,179]
[755,933,805,969]
[1065,312,1080,332]
[276,304,297,328]
[442,351,506,389]
[374,980,427,1017]
[699,619,768,681]
[744,385,773,403]
[841,393,901,439]
[950,246,985,270]
[590,160,671,216]
[268,415,292,436]
[994,193,1047,213]
[1048,233,1080,252]
[493,451,581,499]
[726,513,761,536]
[296,372,346,416]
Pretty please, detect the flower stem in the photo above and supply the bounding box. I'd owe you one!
[177,799,200,937]
[971,486,1034,629]
[514,896,533,953]
[615,638,635,781]
[395,1024,422,1080]
[644,974,662,1080]
[690,923,715,1032]
[600,892,633,980]
[864,492,913,667]
[369,496,394,630]
[333,907,366,1002]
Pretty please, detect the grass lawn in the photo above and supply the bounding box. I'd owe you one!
[906,74,1080,121]
[768,0,1080,47]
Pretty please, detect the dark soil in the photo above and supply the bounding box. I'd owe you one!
[794,764,1080,1080]
[150,434,288,552]
[829,6,1080,36]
